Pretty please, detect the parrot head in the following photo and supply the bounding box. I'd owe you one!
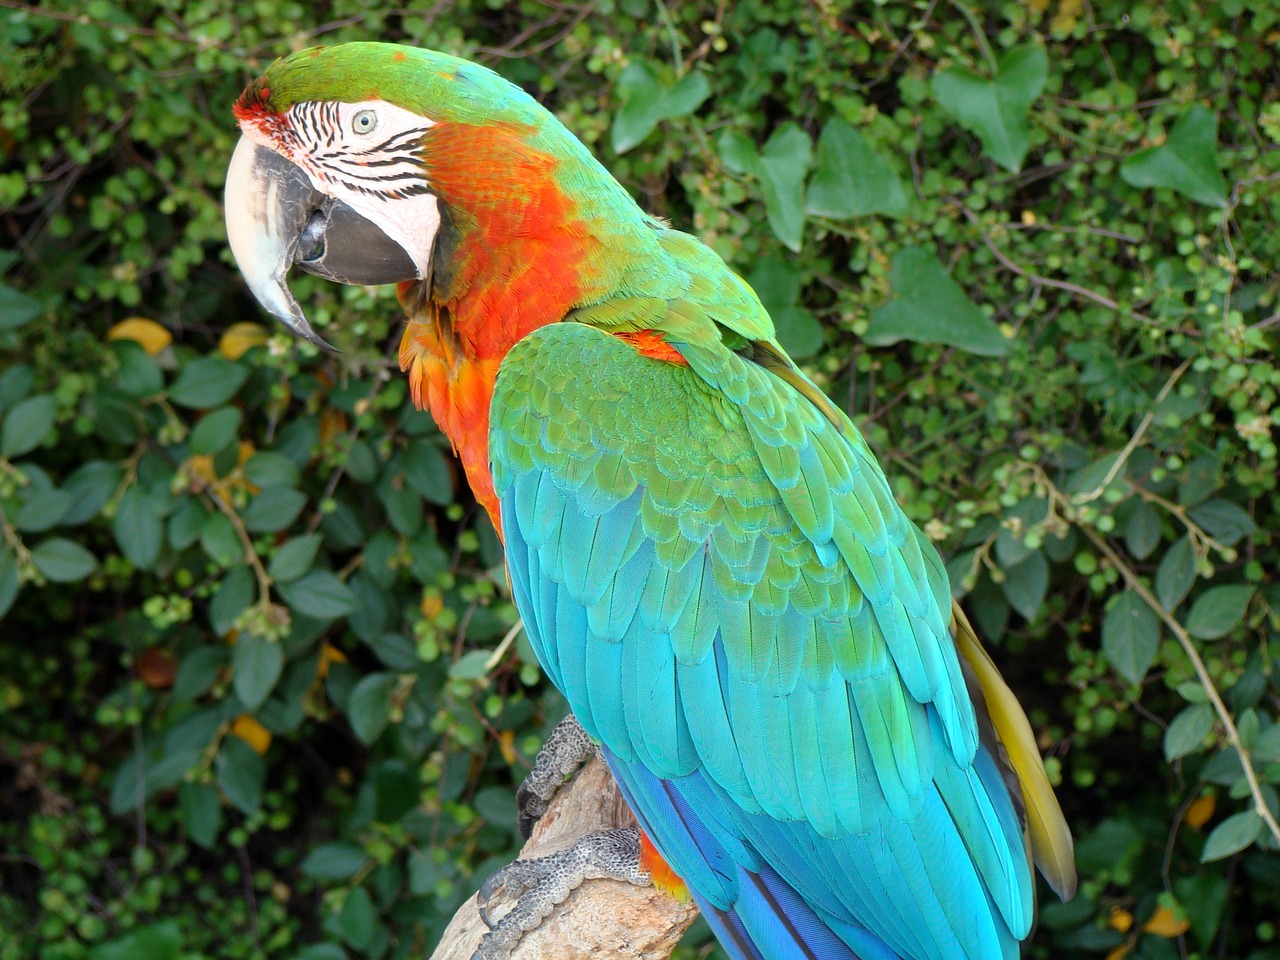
[224,42,624,350]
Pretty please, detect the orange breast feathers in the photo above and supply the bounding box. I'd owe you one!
[399,314,502,527]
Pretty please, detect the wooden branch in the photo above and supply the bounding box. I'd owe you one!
[429,757,699,960]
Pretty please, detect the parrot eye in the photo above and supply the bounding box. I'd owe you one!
[351,109,377,135]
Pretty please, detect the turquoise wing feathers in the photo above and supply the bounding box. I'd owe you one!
[490,300,1037,959]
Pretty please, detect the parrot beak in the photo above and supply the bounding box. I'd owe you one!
[224,136,421,351]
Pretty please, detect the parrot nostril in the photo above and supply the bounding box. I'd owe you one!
[298,208,327,263]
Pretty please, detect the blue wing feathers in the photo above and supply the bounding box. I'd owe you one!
[492,323,1035,960]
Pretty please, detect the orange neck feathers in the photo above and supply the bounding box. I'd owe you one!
[398,121,605,528]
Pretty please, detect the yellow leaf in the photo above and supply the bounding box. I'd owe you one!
[107,317,172,356]
[219,322,269,360]
[1105,942,1134,960]
[1186,794,1215,829]
[498,730,517,765]
[1021,209,1037,226]
[317,643,348,679]
[421,588,444,620]
[231,714,272,754]
[1108,906,1134,933]
[1143,905,1190,938]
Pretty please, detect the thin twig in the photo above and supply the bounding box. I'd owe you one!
[1072,358,1191,504]
[1080,525,1280,849]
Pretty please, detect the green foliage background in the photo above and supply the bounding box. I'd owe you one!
[2,1,1279,958]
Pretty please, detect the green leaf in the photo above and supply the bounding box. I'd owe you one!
[89,921,182,960]
[717,130,757,175]
[269,533,323,583]
[1124,499,1162,560]
[1120,106,1229,207]
[1188,499,1257,547]
[1001,550,1047,621]
[0,546,19,619]
[209,566,253,636]
[13,487,74,532]
[1185,584,1254,640]
[216,735,265,815]
[232,633,283,711]
[1201,809,1261,862]
[611,62,710,153]
[62,460,122,525]
[746,256,823,359]
[806,117,909,220]
[169,357,250,409]
[347,672,397,744]
[242,486,307,534]
[0,282,44,331]
[403,441,453,505]
[279,569,357,619]
[866,247,1009,356]
[337,885,377,951]
[114,486,165,571]
[110,340,164,398]
[200,511,243,567]
[1,393,57,458]
[301,841,368,880]
[1155,535,1197,610]
[932,45,1048,172]
[30,537,97,583]
[244,451,302,488]
[1175,872,1228,950]
[189,407,243,456]
[179,781,222,849]
[1101,590,1160,685]
[1164,702,1215,760]
[756,123,812,252]
[449,649,492,681]
[172,647,229,702]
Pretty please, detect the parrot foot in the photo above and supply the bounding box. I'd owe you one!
[516,714,598,839]
[472,828,651,960]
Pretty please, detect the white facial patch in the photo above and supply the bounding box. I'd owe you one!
[239,99,442,280]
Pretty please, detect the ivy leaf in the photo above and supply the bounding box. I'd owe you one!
[806,117,909,220]
[611,62,710,153]
[1102,589,1160,685]
[1185,584,1254,640]
[747,256,824,359]
[866,247,1009,356]
[759,124,812,251]
[1201,810,1261,862]
[932,45,1048,172]
[1121,106,1229,207]
[1164,702,1215,761]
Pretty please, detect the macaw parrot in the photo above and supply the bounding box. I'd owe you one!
[224,42,1075,960]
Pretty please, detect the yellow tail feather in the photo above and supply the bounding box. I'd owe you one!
[952,602,1078,902]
